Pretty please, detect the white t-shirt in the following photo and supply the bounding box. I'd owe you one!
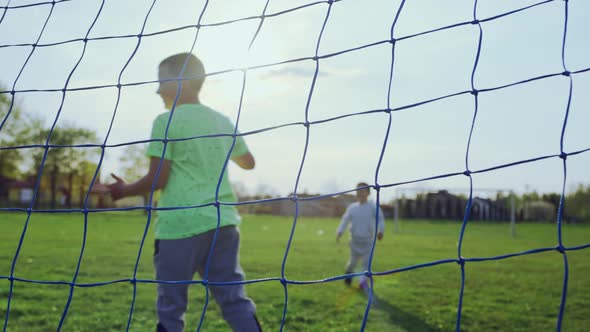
[337,200,385,242]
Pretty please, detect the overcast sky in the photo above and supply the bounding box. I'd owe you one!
[1,0,589,201]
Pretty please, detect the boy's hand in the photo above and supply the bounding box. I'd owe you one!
[108,173,127,201]
[377,232,383,241]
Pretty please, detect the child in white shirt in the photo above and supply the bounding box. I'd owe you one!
[336,182,385,286]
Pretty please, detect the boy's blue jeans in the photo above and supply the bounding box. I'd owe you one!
[154,225,259,332]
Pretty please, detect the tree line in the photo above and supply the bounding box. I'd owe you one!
[495,189,589,223]
[2,91,588,218]
[1,91,146,209]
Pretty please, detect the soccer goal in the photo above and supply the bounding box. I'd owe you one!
[1,1,589,331]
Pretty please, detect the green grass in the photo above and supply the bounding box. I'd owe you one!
[0,212,589,331]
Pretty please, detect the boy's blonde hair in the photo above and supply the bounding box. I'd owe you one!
[160,53,205,94]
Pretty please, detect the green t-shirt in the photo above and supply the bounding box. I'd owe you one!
[146,103,249,239]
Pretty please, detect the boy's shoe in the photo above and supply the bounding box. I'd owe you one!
[344,277,352,286]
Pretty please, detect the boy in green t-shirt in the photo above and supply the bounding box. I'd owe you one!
[108,53,261,332]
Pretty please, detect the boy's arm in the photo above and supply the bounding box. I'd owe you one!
[109,157,171,200]
[229,126,255,169]
[336,207,351,242]
[231,152,255,170]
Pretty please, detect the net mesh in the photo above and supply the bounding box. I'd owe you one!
[1,0,589,331]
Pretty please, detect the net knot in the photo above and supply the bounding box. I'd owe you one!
[471,19,480,25]
[130,278,136,285]
[116,83,122,89]
[373,184,381,192]
[213,201,220,208]
[559,152,567,160]
[456,256,465,266]
[470,89,479,96]
[201,279,208,286]
[389,38,396,45]
[32,43,37,48]
[83,207,89,214]
[562,71,571,77]
[83,38,88,43]
[10,90,15,95]
[280,278,287,286]
[303,121,310,128]
[463,170,471,176]
[556,245,565,254]
[26,207,32,213]
[312,56,319,61]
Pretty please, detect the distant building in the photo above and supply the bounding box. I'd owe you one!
[399,190,465,220]
[235,192,406,219]
[522,201,555,222]
[268,193,357,218]
[238,193,357,218]
[0,175,114,209]
[0,177,35,206]
[399,190,510,221]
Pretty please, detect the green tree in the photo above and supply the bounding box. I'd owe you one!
[0,92,41,179]
[30,124,98,209]
[542,193,561,217]
[566,184,590,223]
[119,144,149,182]
[76,160,101,208]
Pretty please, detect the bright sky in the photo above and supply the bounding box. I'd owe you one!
[0,0,589,201]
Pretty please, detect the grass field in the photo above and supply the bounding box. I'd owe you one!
[0,211,589,331]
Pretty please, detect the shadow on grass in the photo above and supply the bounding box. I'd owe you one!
[372,293,440,332]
